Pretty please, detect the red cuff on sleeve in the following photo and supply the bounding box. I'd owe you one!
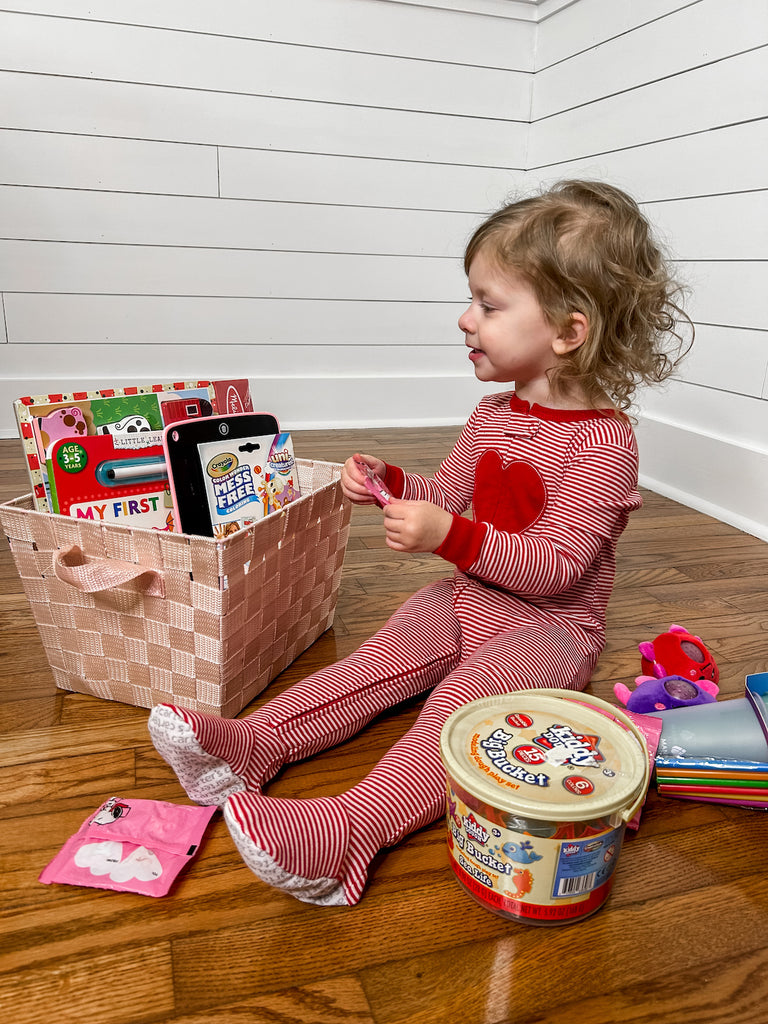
[383,463,405,499]
[434,514,488,570]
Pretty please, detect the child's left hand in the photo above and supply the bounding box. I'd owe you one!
[383,500,452,553]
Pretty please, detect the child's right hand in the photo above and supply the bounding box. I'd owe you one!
[341,453,388,504]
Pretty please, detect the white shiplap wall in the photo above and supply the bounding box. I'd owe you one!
[0,0,533,430]
[1,0,766,538]
[527,0,768,539]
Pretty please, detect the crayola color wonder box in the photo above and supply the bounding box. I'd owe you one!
[198,434,274,539]
[198,432,301,539]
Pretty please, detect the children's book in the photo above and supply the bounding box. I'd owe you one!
[14,379,252,513]
[47,434,174,531]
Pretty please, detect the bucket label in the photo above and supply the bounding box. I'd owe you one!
[533,724,605,768]
[478,728,550,787]
[446,781,625,923]
[476,721,606,788]
[553,832,621,897]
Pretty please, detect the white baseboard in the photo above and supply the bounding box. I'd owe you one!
[636,413,768,542]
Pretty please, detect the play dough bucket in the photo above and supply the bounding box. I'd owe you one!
[439,690,650,926]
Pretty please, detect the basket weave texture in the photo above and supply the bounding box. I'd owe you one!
[1,459,351,717]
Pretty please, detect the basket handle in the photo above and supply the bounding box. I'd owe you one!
[52,545,165,597]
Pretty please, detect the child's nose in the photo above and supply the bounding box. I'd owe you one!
[458,306,474,334]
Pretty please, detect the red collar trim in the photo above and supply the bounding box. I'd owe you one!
[509,392,617,422]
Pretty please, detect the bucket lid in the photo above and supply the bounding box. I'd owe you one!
[440,690,649,823]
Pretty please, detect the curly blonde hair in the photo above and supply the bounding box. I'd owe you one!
[464,180,693,411]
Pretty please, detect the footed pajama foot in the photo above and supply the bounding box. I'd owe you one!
[148,704,265,805]
[224,792,370,906]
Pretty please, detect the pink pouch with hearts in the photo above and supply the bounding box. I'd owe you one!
[39,796,216,896]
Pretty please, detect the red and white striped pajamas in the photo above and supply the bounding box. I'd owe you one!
[150,391,642,905]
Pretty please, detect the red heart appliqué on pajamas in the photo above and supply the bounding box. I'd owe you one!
[473,450,547,533]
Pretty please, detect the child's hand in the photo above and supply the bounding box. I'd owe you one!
[341,453,387,504]
[383,500,452,553]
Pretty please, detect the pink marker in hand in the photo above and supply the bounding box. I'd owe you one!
[354,458,393,507]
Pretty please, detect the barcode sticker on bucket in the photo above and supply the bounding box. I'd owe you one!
[552,826,623,900]
[556,872,597,897]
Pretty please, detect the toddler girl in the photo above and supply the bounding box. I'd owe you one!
[149,180,691,906]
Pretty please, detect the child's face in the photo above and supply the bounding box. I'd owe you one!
[459,251,565,394]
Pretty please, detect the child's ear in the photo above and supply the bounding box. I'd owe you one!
[553,312,588,355]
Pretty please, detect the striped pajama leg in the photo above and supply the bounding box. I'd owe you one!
[225,586,598,906]
[148,578,463,806]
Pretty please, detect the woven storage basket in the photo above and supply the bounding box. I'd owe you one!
[0,459,351,717]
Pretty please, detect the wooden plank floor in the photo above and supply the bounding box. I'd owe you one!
[1,427,767,1024]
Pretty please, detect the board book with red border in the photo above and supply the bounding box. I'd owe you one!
[14,379,252,513]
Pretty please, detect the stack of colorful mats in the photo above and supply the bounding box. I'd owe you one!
[654,673,768,809]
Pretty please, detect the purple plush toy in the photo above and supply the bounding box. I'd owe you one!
[614,674,719,714]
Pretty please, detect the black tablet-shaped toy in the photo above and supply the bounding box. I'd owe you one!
[163,413,279,537]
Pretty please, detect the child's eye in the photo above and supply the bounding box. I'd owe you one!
[467,295,495,314]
